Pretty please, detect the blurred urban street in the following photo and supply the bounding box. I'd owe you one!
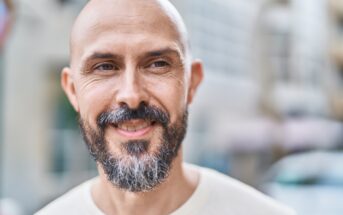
[1,0,343,214]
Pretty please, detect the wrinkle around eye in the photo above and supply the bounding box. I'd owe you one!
[79,61,119,76]
[79,75,109,92]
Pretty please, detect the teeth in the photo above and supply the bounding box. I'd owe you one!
[117,121,150,132]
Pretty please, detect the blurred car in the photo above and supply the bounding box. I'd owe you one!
[262,151,343,215]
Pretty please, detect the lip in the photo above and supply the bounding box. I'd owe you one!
[111,120,156,138]
[116,125,153,138]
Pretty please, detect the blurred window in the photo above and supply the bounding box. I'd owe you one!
[56,0,88,9]
[57,0,72,5]
[339,17,343,36]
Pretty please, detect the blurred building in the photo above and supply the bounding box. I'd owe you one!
[2,0,91,214]
[180,0,343,185]
[257,0,329,117]
[1,0,343,214]
[329,0,343,119]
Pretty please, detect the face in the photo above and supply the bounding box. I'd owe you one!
[62,0,203,192]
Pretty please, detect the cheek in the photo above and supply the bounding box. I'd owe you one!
[146,75,187,121]
[76,78,115,126]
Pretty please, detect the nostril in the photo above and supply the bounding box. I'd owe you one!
[139,101,147,107]
[118,102,129,109]
[117,101,147,110]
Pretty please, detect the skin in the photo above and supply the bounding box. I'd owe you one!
[61,0,203,214]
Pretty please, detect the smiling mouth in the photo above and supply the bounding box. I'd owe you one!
[112,119,157,138]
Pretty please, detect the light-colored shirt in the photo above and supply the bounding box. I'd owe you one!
[36,165,296,215]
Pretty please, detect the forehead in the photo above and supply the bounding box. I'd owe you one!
[71,0,185,66]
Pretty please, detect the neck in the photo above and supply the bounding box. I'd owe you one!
[92,149,199,215]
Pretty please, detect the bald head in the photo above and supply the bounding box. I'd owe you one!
[70,0,190,68]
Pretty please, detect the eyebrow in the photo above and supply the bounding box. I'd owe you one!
[142,48,182,59]
[83,52,122,64]
[79,52,122,73]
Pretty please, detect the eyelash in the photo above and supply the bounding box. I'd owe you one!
[147,60,171,68]
[93,62,119,72]
[90,59,172,74]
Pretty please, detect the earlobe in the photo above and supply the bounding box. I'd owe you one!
[187,60,204,104]
[61,67,80,112]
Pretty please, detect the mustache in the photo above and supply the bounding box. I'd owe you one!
[97,103,170,129]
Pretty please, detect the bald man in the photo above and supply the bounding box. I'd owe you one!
[36,0,295,214]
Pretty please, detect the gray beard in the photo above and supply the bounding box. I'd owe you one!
[79,110,187,192]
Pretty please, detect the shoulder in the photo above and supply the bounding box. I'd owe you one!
[35,178,99,215]
[195,165,296,215]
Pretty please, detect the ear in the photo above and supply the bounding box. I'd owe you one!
[187,59,204,105]
[61,67,80,112]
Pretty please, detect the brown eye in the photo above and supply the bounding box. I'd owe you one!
[94,63,119,72]
[149,61,170,68]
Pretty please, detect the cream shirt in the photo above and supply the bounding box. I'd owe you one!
[36,165,296,215]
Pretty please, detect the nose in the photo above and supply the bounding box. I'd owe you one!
[116,68,149,109]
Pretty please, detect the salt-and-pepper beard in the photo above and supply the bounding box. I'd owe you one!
[79,104,188,192]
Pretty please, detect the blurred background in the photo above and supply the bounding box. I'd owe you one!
[1,0,343,214]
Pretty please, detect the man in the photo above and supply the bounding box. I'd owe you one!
[37,0,296,214]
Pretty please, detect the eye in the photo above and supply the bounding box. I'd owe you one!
[93,62,119,72]
[148,60,170,68]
